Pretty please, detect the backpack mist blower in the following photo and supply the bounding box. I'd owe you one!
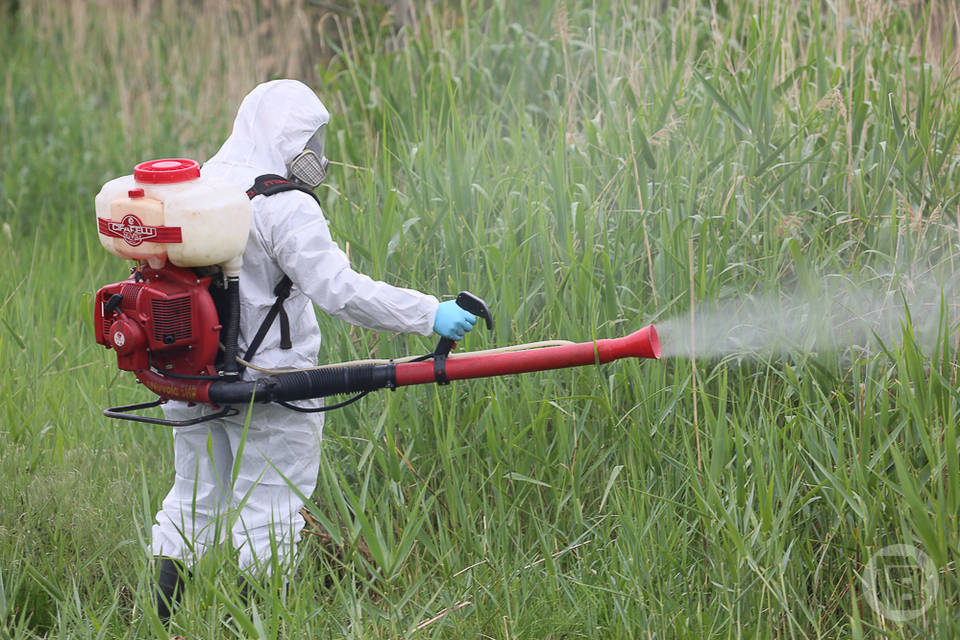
[93,159,661,426]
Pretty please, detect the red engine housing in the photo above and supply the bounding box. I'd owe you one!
[95,265,221,376]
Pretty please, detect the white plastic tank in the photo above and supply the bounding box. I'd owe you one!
[95,159,251,273]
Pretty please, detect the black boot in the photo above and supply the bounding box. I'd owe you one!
[152,557,190,623]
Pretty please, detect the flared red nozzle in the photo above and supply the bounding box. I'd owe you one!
[627,325,661,359]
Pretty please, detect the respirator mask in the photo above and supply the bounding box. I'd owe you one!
[287,125,329,188]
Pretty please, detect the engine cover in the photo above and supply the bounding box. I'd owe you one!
[95,264,221,375]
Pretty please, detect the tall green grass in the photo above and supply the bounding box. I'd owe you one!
[2,0,960,637]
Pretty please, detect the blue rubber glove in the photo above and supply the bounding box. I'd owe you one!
[433,300,478,341]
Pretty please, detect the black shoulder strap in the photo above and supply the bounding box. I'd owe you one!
[246,174,322,204]
[241,276,294,364]
[241,174,321,365]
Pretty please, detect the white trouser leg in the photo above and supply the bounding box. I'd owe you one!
[225,403,323,573]
[151,405,234,564]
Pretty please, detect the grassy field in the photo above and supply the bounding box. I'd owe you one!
[3,0,960,637]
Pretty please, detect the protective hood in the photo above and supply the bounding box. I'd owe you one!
[204,80,330,182]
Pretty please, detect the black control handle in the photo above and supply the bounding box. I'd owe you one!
[454,291,494,330]
[434,291,494,359]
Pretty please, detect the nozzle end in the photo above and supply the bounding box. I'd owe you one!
[610,325,661,360]
[638,324,661,359]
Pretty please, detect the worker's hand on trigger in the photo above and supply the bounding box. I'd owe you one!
[433,300,478,341]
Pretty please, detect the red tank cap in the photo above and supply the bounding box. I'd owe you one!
[134,158,201,184]
[128,188,145,198]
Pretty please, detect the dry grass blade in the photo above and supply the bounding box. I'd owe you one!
[412,601,472,633]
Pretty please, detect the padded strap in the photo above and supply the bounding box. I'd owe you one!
[247,174,322,204]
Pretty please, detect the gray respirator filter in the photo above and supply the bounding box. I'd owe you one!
[288,125,329,188]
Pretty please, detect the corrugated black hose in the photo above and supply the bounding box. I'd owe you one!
[208,363,396,406]
[220,275,241,376]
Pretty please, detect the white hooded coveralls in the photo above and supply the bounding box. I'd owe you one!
[151,80,440,572]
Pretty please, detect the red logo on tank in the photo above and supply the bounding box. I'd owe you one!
[113,215,156,246]
[97,216,182,245]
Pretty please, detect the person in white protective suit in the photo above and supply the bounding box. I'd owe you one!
[150,79,477,620]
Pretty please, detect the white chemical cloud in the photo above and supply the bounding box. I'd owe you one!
[656,270,960,359]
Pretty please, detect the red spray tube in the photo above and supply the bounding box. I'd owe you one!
[394,325,661,386]
[201,325,661,406]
